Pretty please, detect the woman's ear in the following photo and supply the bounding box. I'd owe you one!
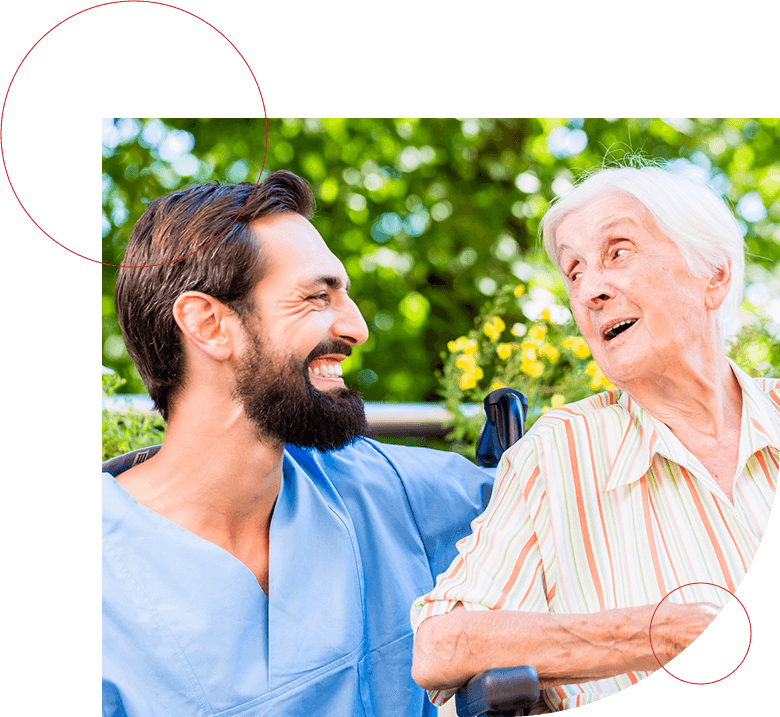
[172,292,236,362]
[705,260,732,311]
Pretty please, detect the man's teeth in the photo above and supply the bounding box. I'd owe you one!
[310,362,343,379]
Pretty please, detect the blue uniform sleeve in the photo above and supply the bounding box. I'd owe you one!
[362,440,495,579]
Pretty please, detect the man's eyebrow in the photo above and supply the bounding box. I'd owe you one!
[305,275,351,292]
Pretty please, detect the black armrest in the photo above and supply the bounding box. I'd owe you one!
[455,666,539,717]
[458,390,536,715]
[476,388,528,468]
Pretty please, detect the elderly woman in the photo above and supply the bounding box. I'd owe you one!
[410,165,779,711]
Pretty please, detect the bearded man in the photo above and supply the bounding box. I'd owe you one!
[102,171,493,717]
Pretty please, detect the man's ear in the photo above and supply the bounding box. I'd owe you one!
[705,260,732,311]
[172,292,237,362]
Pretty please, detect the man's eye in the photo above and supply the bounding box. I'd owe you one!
[308,292,329,304]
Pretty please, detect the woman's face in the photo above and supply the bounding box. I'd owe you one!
[554,192,728,390]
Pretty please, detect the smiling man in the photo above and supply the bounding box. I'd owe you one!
[411,165,780,711]
[101,171,494,716]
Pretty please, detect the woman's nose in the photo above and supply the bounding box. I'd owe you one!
[579,268,615,308]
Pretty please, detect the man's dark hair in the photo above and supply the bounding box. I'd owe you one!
[115,170,314,420]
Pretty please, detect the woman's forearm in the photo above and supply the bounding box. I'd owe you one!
[412,601,719,690]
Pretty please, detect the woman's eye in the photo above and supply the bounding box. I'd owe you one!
[569,271,582,282]
[614,247,628,259]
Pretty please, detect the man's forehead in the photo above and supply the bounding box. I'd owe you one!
[250,214,349,284]
[250,212,320,250]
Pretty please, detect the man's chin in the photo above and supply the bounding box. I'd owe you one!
[287,433,364,452]
[280,420,370,452]
[260,384,369,451]
[235,352,369,451]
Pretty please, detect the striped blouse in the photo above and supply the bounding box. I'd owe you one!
[411,361,779,710]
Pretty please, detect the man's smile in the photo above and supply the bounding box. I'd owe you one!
[304,343,353,389]
[308,357,345,385]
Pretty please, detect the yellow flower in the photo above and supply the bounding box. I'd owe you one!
[523,336,542,349]
[448,336,478,354]
[528,324,547,341]
[455,353,478,370]
[542,394,564,414]
[540,343,560,363]
[490,380,507,392]
[459,375,475,390]
[482,316,506,342]
[563,336,591,359]
[520,360,545,379]
[458,366,484,391]
[600,376,615,390]
[513,285,526,298]
[540,308,552,322]
[496,342,514,360]
[586,364,614,391]
[520,343,537,362]
[455,346,484,391]
[573,339,591,359]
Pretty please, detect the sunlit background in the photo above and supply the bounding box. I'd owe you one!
[102,118,780,405]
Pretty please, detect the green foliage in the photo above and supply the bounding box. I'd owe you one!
[103,118,780,405]
[728,321,780,379]
[102,372,166,462]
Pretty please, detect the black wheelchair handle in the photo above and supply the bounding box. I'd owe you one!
[455,665,540,717]
[475,388,528,468]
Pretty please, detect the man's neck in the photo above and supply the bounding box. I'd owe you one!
[116,397,284,593]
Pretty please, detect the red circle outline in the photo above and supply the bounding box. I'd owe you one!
[648,581,752,685]
[1,0,268,268]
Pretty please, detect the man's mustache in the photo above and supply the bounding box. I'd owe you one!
[305,341,354,365]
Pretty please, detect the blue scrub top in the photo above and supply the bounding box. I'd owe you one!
[102,438,494,716]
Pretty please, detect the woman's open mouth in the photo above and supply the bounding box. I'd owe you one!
[603,319,638,341]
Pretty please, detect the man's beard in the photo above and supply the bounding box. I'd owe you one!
[232,331,370,452]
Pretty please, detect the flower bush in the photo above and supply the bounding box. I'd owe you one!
[440,277,780,459]
[440,278,604,455]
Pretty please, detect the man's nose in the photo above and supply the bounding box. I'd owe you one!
[333,296,369,347]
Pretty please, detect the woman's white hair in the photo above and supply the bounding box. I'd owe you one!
[541,164,745,342]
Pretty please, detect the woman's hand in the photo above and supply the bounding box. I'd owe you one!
[645,600,721,667]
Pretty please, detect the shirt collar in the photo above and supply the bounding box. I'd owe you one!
[602,359,780,493]
[603,392,683,492]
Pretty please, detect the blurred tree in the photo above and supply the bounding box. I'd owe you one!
[102,118,780,403]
